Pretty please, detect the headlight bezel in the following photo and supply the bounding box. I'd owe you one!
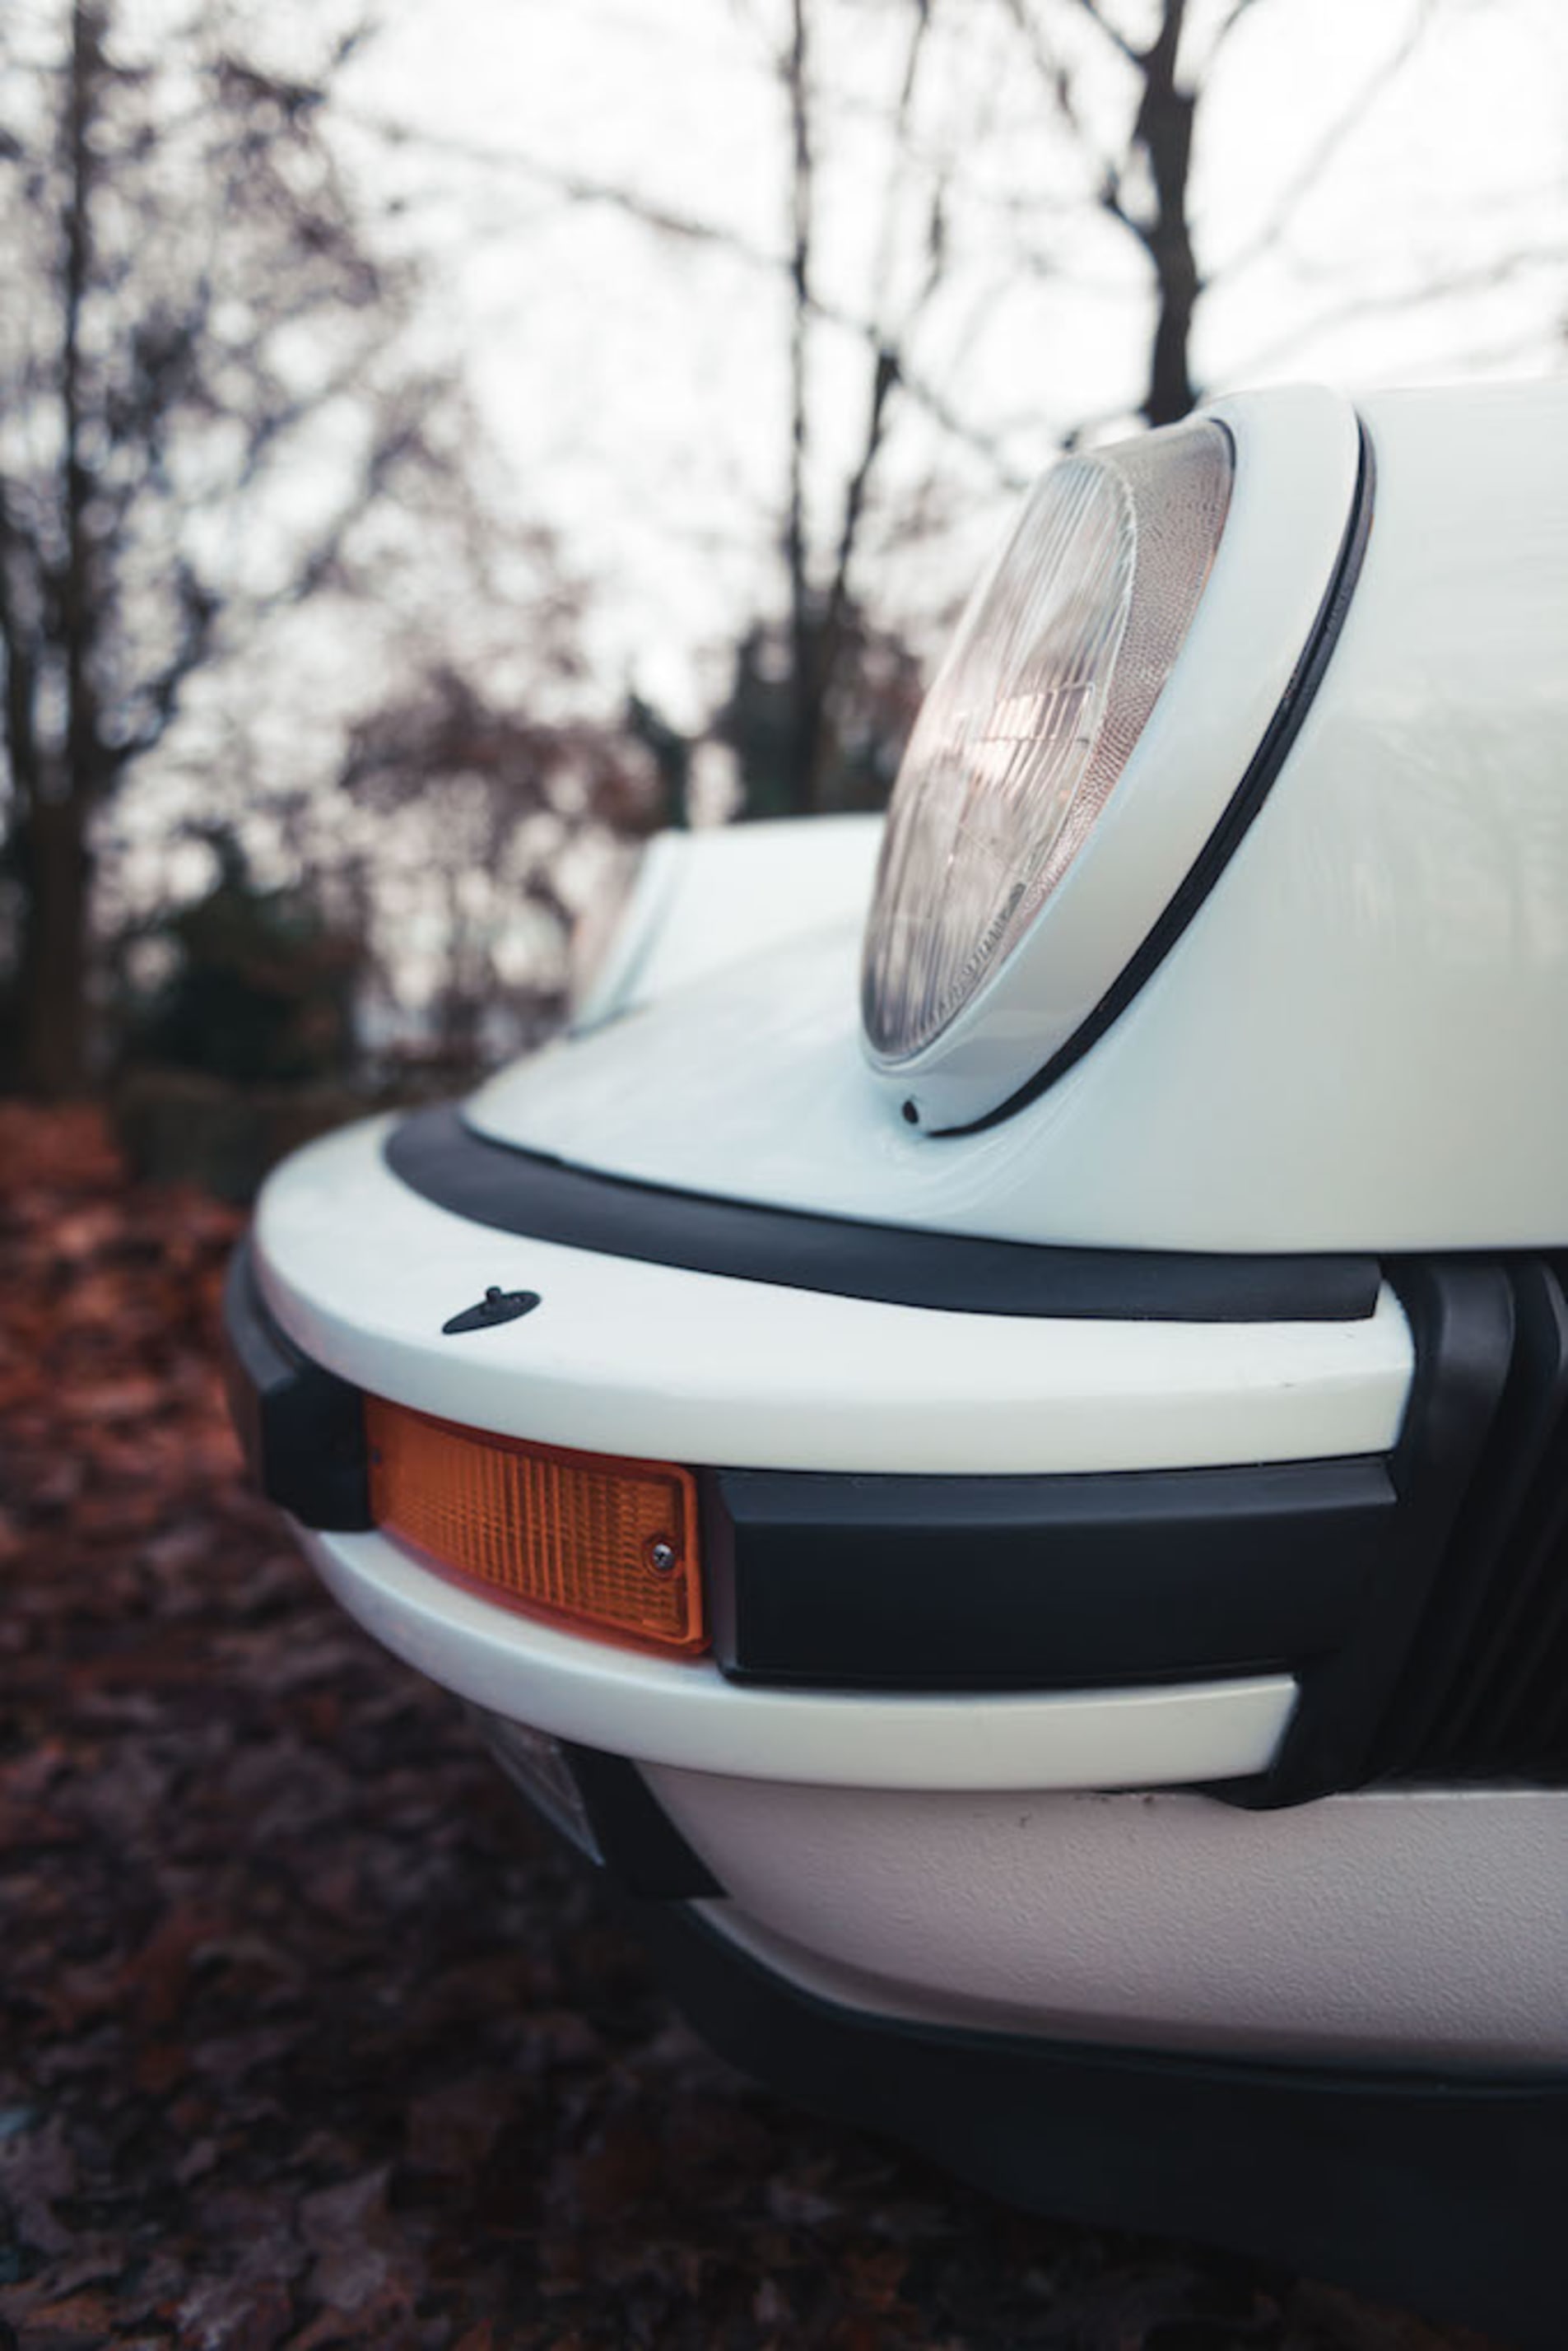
[860,385,1368,1134]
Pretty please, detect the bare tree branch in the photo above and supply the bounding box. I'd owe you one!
[816,0,946,724]
[342,101,1022,482]
[998,0,1126,204]
[784,0,815,808]
[1215,2,1438,280]
[1225,243,1568,378]
[1207,0,1267,58]
[1064,0,1140,68]
[0,2,491,1090]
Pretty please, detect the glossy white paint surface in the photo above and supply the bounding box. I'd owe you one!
[575,813,883,1032]
[1003,377,1568,1250]
[255,1113,1412,1474]
[644,1771,1568,2067]
[302,1524,1296,1790]
[862,386,1361,1129]
[475,381,1568,1251]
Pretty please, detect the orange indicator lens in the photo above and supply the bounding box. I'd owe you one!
[364,1397,705,1656]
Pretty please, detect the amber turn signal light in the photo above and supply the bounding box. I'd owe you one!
[364,1397,705,1656]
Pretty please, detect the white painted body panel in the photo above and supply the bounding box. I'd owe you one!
[575,813,882,1031]
[254,1113,1412,1476]
[300,1491,1568,2069]
[302,1524,1296,1792]
[475,380,1568,1252]
[651,1776,1568,2069]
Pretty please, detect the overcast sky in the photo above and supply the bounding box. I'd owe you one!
[337,0,1568,723]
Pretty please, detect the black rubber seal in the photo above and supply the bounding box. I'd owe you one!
[930,420,1378,1136]
[384,1104,1380,1324]
[632,1897,1568,2351]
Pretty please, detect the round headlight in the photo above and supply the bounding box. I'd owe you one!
[864,420,1234,1066]
[859,389,1366,1134]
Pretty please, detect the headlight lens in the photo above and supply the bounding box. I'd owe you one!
[863,420,1233,1064]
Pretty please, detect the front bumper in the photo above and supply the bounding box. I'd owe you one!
[224,1106,1568,2060]
[225,1106,1568,2339]
[234,1106,1424,1796]
[240,1106,1568,1801]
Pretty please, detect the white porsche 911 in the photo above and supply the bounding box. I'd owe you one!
[226,380,1567,2348]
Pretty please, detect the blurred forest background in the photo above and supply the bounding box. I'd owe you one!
[2,16,1566,2336]
[2,0,1565,1185]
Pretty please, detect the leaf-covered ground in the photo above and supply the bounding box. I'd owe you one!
[0,1107,1504,2350]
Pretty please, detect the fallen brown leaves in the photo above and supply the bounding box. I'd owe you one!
[0,1106,1505,2349]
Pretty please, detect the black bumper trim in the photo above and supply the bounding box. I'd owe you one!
[634,1897,1568,2351]
[705,1457,1394,1691]
[1237,1255,1568,1805]
[221,1241,371,1533]
[384,1104,1380,1324]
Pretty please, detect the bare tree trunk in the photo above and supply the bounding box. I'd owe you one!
[820,344,900,697]
[783,0,935,819]
[1132,0,1200,426]
[1011,0,1205,429]
[20,2,103,1094]
[18,802,93,1098]
[783,0,819,815]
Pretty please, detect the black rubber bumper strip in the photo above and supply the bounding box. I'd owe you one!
[384,1105,1380,1324]
[704,1455,1396,1691]
[222,1240,371,1532]
[935,419,1378,1136]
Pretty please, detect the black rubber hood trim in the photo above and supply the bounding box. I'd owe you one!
[384,1104,1380,1324]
